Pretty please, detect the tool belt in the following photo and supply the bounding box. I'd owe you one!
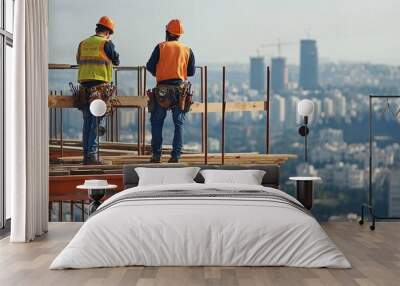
[147,81,193,113]
[70,82,119,115]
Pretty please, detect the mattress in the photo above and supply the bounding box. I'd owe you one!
[50,183,351,269]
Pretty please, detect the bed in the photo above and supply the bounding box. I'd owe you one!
[50,164,351,269]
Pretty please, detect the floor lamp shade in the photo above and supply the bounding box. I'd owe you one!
[297,99,314,117]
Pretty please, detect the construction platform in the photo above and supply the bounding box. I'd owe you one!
[49,142,296,203]
[48,64,297,207]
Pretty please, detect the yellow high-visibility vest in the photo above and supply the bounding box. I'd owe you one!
[77,35,113,83]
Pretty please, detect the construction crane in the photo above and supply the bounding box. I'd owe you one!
[259,39,297,57]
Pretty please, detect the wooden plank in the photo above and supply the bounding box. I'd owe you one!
[99,153,296,166]
[58,153,295,161]
[48,96,266,113]
[48,63,77,69]
[49,174,123,201]
[190,101,267,113]
[48,64,141,70]
[50,139,150,150]
[55,153,296,168]
[48,95,148,108]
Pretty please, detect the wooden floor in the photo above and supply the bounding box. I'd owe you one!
[0,222,398,286]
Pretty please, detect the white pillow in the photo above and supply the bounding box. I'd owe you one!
[135,167,201,186]
[200,169,266,185]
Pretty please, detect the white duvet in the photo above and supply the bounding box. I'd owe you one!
[50,183,351,269]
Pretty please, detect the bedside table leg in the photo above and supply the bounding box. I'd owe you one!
[296,181,313,210]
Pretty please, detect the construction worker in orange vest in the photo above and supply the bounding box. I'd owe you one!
[146,19,196,163]
[76,16,120,165]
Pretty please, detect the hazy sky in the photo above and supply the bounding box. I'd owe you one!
[49,0,400,66]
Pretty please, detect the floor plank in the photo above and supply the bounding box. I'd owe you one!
[0,222,399,286]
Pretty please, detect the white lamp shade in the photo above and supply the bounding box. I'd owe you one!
[89,99,107,117]
[297,99,314,117]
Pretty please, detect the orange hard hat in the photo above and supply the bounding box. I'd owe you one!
[166,19,184,36]
[97,16,115,34]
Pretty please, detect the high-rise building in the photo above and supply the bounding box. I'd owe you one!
[250,56,265,95]
[389,169,400,217]
[299,39,319,90]
[285,96,300,128]
[323,98,334,118]
[311,98,322,123]
[271,95,286,129]
[332,90,347,118]
[271,57,288,91]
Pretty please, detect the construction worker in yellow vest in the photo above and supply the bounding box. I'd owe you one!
[76,16,120,165]
[146,19,196,163]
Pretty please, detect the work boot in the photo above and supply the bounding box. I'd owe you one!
[84,154,100,165]
[150,155,161,163]
[168,157,180,163]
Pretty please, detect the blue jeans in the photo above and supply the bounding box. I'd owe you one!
[82,104,103,158]
[150,101,186,159]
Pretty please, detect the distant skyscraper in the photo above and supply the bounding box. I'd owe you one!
[271,57,288,91]
[299,39,319,90]
[286,96,300,128]
[332,90,347,117]
[389,169,400,216]
[323,98,334,118]
[271,95,286,129]
[250,57,265,95]
[311,98,322,123]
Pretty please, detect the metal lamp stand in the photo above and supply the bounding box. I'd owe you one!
[96,117,101,164]
[298,116,310,162]
[359,95,400,230]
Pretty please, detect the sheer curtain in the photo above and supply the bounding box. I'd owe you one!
[6,0,49,242]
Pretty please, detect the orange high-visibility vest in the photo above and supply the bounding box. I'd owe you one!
[156,41,190,82]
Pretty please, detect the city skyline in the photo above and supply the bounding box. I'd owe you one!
[49,0,400,66]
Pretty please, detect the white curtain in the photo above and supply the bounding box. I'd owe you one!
[7,0,49,242]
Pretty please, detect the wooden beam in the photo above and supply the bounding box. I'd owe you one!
[48,95,267,113]
[57,153,296,166]
[190,101,267,113]
[48,64,141,70]
[48,64,77,69]
[48,95,148,108]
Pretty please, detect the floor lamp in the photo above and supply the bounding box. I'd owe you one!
[89,99,107,164]
[297,99,315,162]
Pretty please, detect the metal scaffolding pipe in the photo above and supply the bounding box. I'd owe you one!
[221,66,226,165]
[49,90,53,140]
[60,90,64,158]
[198,66,205,154]
[266,66,270,154]
[137,67,141,155]
[54,90,57,140]
[142,66,147,154]
[204,66,208,164]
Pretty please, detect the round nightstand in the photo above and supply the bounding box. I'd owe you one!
[289,177,322,210]
[77,181,117,215]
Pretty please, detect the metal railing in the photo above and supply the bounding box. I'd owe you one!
[48,64,272,222]
[49,64,271,163]
[49,201,89,222]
